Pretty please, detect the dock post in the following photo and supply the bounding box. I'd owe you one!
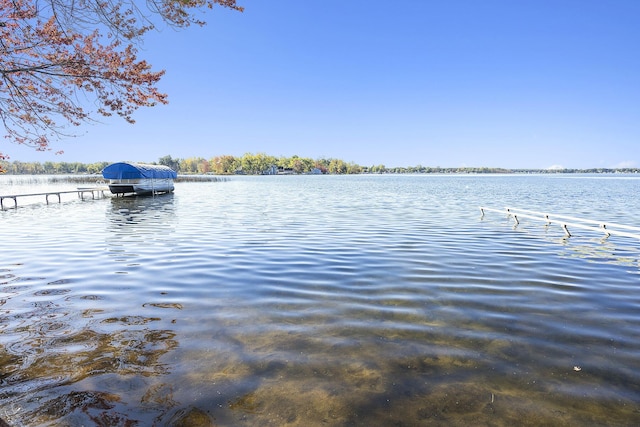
[45,193,61,204]
[2,196,18,209]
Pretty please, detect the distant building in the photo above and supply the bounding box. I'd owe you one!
[278,167,294,175]
[263,165,278,175]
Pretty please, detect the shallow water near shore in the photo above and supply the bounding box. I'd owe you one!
[1,174,640,426]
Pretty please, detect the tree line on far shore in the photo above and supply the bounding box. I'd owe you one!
[1,153,638,175]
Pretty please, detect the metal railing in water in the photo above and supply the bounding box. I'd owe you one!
[480,206,640,239]
[0,187,109,210]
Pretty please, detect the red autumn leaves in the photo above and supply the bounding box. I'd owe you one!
[0,0,242,165]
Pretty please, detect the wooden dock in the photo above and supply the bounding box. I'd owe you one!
[0,187,110,210]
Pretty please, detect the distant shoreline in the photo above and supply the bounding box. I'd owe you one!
[0,174,228,183]
[0,168,638,178]
[2,155,638,176]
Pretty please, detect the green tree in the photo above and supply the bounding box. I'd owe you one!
[181,157,206,174]
[370,164,386,173]
[210,155,237,174]
[347,162,362,174]
[328,159,348,174]
[43,162,55,174]
[158,155,180,172]
[238,152,276,175]
[87,162,109,174]
[290,156,305,174]
[254,153,277,174]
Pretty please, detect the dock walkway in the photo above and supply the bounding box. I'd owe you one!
[0,187,110,210]
[480,206,640,240]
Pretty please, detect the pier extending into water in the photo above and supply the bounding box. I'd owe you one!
[0,187,109,210]
[480,206,640,240]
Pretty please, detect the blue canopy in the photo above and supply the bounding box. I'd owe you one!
[102,162,177,180]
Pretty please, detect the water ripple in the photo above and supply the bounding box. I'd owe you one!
[1,175,640,425]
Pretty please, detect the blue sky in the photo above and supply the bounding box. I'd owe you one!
[7,0,640,168]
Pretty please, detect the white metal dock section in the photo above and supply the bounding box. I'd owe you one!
[0,187,109,210]
[480,206,640,239]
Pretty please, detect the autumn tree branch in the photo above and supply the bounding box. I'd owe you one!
[0,0,242,170]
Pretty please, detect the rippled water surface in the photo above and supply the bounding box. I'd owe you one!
[1,174,640,426]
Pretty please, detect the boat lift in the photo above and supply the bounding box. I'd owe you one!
[480,206,640,240]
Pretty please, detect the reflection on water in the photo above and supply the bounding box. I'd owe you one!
[1,175,640,426]
[108,193,176,233]
[106,194,177,276]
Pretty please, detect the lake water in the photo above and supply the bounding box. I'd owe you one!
[1,174,639,426]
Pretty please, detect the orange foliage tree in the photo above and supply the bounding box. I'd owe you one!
[0,0,242,170]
